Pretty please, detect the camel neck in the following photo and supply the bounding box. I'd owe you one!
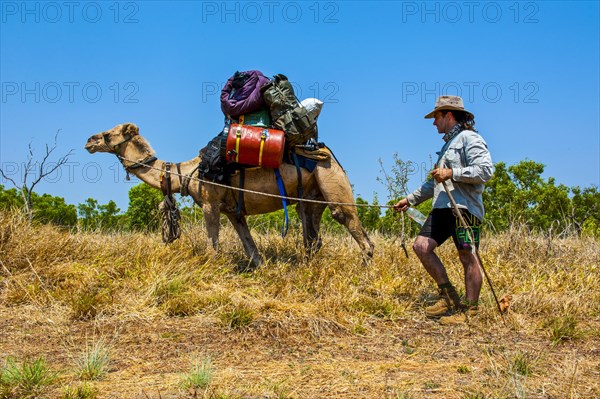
[117,141,200,193]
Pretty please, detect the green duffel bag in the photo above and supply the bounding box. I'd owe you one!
[261,74,317,147]
[276,106,317,147]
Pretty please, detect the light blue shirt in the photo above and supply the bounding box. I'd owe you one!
[406,130,494,221]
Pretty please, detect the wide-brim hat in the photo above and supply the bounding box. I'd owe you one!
[424,95,474,119]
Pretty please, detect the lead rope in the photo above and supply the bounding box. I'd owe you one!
[117,154,395,209]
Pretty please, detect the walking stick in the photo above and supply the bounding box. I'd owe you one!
[440,179,505,323]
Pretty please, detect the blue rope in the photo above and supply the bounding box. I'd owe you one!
[274,168,289,237]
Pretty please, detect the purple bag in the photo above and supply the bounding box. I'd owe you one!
[220,70,270,117]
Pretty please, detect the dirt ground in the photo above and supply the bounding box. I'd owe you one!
[2,303,598,399]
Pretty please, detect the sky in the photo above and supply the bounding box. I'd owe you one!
[1,0,599,212]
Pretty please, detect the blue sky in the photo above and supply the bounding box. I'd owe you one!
[1,1,599,211]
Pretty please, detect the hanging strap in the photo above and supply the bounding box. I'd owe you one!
[236,168,245,221]
[292,152,303,200]
[292,152,304,223]
[274,168,289,237]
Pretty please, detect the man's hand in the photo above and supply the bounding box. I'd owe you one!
[393,198,409,212]
[431,167,453,183]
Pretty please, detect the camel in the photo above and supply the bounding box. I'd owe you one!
[84,123,374,268]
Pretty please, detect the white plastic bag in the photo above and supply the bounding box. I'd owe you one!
[300,98,324,120]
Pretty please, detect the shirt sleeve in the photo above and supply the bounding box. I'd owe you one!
[406,178,435,206]
[451,134,495,184]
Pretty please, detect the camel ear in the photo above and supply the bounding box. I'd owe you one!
[123,123,139,137]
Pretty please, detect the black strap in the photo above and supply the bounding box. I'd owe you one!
[127,155,157,170]
[165,162,172,197]
[274,168,289,237]
[292,152,303,211]
[180,163,201,198]
[236,168,245,221]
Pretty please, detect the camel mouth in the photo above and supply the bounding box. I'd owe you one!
[84,137,100,153]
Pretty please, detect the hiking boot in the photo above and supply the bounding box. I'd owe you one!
[439,306,478,325]
[425,286,462,318]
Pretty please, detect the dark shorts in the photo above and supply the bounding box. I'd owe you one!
[419,208,482,251]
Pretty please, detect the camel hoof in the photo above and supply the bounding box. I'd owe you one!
[236,263,257,273]
[362,249,374,267]
[236,258,261,273]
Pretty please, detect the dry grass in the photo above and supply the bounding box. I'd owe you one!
[0,211,599,398]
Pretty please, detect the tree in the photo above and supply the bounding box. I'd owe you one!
[570,186,600,237]
[77,198,122,231]
[534,177,571,232]
[0,184,23,210]
[482,162,518,230]
[32,193,77,226]
[483,160,598,235]
[126,183,163,231]
[78,198,99,229]
[0,184,76,226]
[1,184,77,226]
[98,200,121,230]
[356,194,381,232]
[0,132,73,220]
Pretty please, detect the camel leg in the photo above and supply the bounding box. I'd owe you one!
[203,202,220,250]
[315,166,375,262]
[297,201,326,255]
[225,213,262,269]
[328,203,374,263]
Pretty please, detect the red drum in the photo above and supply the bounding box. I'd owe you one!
[225,124,285,169]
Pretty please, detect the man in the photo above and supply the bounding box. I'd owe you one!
[394,95,494,324]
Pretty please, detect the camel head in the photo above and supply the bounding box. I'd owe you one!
[85,123,140,154]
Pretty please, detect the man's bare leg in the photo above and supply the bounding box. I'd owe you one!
[413,235,450,284]
[458,249,482,304]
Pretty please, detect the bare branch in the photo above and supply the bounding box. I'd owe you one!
[29,130,74,196]
[2,129,74,220]
[24,142,34,188]
[0,167,18,188]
